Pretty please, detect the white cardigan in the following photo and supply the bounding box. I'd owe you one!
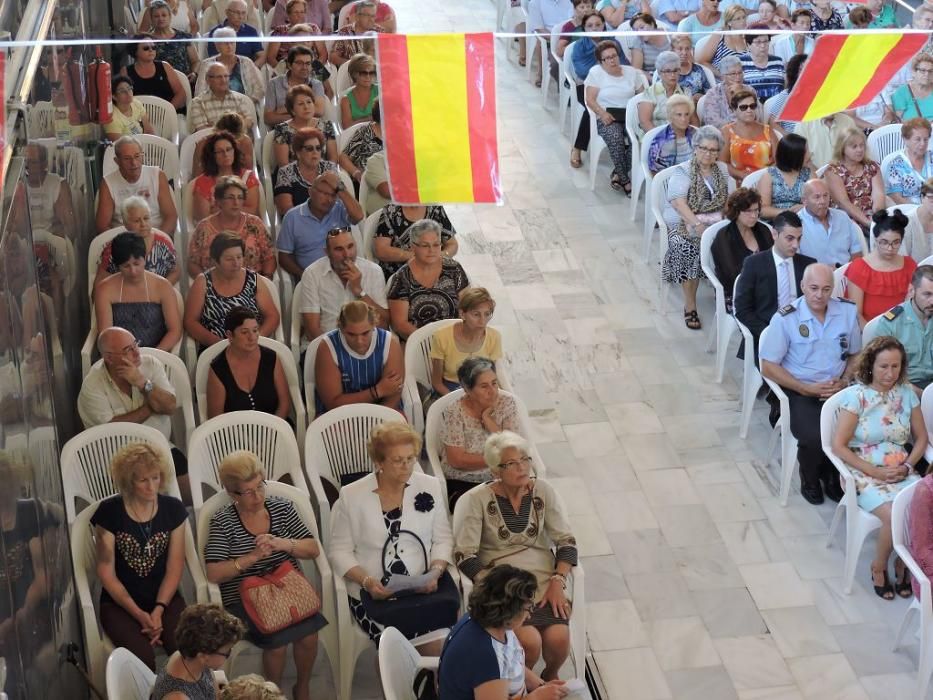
[329,471,453,598]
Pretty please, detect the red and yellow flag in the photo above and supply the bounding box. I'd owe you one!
[378,32,502,204]
[779,33,928,123]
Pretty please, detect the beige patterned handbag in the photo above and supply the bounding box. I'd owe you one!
[239,561,321,634]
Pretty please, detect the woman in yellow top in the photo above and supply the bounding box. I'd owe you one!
[720,87,779,182]
[430,287,502,397]
[105,76,154,142]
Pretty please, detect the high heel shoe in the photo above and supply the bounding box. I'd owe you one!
[871,567,894,600]
[895,561,913,598]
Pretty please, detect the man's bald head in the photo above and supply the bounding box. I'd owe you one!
[802,263,834,287]
[803,179,831,218]
[97,326,135,355]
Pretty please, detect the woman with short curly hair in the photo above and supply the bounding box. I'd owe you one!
[191,131,261,222]
[711,187,772,309]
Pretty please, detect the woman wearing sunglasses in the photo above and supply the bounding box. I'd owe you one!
[121,36,186,111]
[340,53,379,129]
[720,87,778,183]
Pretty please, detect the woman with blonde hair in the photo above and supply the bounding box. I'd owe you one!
[340,53,379,128]
[696,5,749,74]
[825,126,885,231]
[91,443,188,671]
[205,451,326,700]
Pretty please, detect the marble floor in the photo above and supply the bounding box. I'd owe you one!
[263,3,928,699]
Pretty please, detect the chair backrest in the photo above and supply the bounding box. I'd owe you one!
[649,165,680,243]
[833,262,849,298]
[868,203,919,253]
[867,123,904,163]
[257,274,286,342]
[289,279,305,364]
[640,124,667,178]
[695,33,713,60]
[699,220,731,300]
[136,95,180,144]
[70,505,107,689]
[818,390,847,463]
[378,626,431,700]
[86,227,126,296]
[179,127,214,183]
[861,314,886,345]
[102,134,181,186]
[337,0,358,28]
[741,167,768,191]
[360,209,381,260]
[922,383,933,449]
[403,318,460,395]
[27,101,56,138]
[173,68,192,113]
[338,121,368,153]
[333,61,354,99]
[106,648,156,700]
[564,39,581,83]
[302,334,328,420]
[696,94,708,123]
[141,347,197,448]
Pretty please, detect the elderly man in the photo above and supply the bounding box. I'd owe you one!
[188,63,256,132]
[263,45,327,127]
[797,180,863,267]
[761,264,862,504]
[95,136,177,234]
[329,0,381,66]
[872,265,933,394]
[207,0,264,65]
[77,326,190,501]
[25,142,76,239]
[300,227,387,342]
[277,171,365,279]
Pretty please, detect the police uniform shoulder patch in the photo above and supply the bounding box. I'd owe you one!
[836,297,856,305]
[778,304,795,316]
[883,305,904,321]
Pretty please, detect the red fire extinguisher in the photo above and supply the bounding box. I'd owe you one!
[87,47,112,124]
[60,48,90,125]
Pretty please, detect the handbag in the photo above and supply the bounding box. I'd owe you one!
[359,529,460,639]
[239,560,321,634]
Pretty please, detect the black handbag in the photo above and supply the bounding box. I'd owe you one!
[359,528,460,639]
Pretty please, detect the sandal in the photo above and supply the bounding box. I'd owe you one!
[622,182,632,197]
[610,173,624,191]
[871,567,894,600]
[684,309,701,330]
[895,561,913,598]
[570,149,582,169]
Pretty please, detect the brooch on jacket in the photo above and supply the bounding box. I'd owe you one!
[414,492,434,513]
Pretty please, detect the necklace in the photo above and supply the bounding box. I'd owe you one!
[180,656,200,683]
[127,498,156,557]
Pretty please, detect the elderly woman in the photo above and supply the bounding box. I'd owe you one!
[677,0,723,45]
[667,34,712,100]
[845,210,917,327]
[273,85,338,167]
[720,88,779,182]
[273,127,339,217]
[887,54,933,122]
[884,118,933,205]
[663,125,730,330]
[95,196,178,286]
[207,306,291,419]
[337,99,383,185]
[825,127,885,232]
[638,51,691,138]
[374,203,457,278]
[811,0,844,30]
[646,94,696,175]
[195,27,264,104]
[184,232,280,349]
[764,54,807,136]
[315,300,403,414]
[711,188,772,309]
[205,451,327,699]
[330,422,456,648]
[121,35,186,110]
[187,176,275,279]
[454,432,578,682]
[191,131,261,222]
[758,133,810,220]
[266,0,323,68]
[584,40,644,193]
[104,75,154,141]
[386,219,470,340]
[431,288,503,397]
[696,5,748,74]
[148,0,200,82]
[91,443,188,671]
[94,233,182,351]
[151,604,244,700]
[439,565,568,699]
[740,33,785,102]
[903,178,933,261]
[340,53,379,129]
[701,55,758,130]
[138,0,197,33]
[750,0,790,29]
[630,13,671,74]
[441,357,518,506]
[831,336,926,600]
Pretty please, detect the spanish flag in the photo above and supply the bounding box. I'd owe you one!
[377,33,502,204]
[779,33,928,123]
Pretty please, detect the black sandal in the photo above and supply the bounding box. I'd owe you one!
[610,173,624,191]
[895,561,913,598]
[871,567,894,600]
[684,309,701,330]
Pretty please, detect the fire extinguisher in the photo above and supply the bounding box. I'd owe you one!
[60,48,90,125]
[87,46,112,124]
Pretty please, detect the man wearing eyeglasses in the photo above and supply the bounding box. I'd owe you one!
[760,263,862,505]
[738,33,784,101]
[263,45,327,127]
[277,171,365,280]
[207,0,264,65]
[188,63,256,132]
[78,326,190,502]
[329,0,382,66]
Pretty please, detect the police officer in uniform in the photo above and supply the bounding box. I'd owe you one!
[871,265,933,394]
[760,263,862,504]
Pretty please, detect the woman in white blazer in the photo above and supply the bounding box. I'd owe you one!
[329,421,455,650]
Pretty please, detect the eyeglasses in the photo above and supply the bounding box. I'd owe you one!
[327,226,352,237]
[383,455,418,468]
[722,71,743,79]
[211,649,233,659]
[875,239,902,249]
[301,144,323,152]
[736,102,757,111]
[232,481,266,498]
[838,334,849,361]
[103,338,141,357]
[696,145,719,154]
[600,54,619,62]
[498,456,533,470]
[358,70,377,77]
[221,193,245,201]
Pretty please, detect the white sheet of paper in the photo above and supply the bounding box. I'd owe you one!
[384,571,437,594]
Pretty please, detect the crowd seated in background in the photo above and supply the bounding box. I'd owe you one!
[139,0,198,38]
[205,451,326,699]
[269,0,330,35]
[795,111,857,171]
[824,127,885,232]
[695,5,748,75]
[264,46,328,128]
[273,127,339,216]
[122,36,187,111]
[771,9,814,63]
[96,135,178,234]
[24,142,76,239]
[700,55,758,130]
[300,227,387,340]
[340,53,380,129]
[596,0,648,28]
[374,203,457,279]
[314,300,402,413]
[330,0,381,66]
[105,75,155,141]
[95,197,178,286]
[148,0,200,83]
[637,51,692,138]
[193,113,255,176]
[872,265,933,394]
[711,187,772,310]
[189,63,257,133]
[337,99,383,185]
[798,179,863,266]
[887,54,933,123]
[810,0,844,30]
[665,34,711,101]
[430,287,502,398]
[206,0,264,65]
[677,0,722,45]
[646,94,696,175]
[454,431,577,681]
[386,219,470,340]
[94,232,182,351]
[902,178,933,261]
[440,357,517,507]
[749,0,789,29]
[198,27,264,105]
[266,2,322,68]
[207,306,291,420]
[91,443,189,671]
[844,210,915,328]
[524,0,573,88]
[831,336,926,600]
[884,118,933,205]
[662,125,729,331]
[629,14,671,74]
[192,133,262,223]
[764,54,807,136]
[276,172,365,280]
[184,232,280,349]
[758,133,809,220]
[760,263,861,505]
[188,175,274,278]
[738,33,784,102]
[330,422,455,648]
[344,0,397,32]
[719,87,778,182]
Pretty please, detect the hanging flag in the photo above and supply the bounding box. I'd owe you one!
[779,33,928,123]
[378,32,502,204]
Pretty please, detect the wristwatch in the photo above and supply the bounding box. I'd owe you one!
[335,180,346,193]
[142,379,154,394]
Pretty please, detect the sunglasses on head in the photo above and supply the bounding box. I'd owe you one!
[327,226,352,237]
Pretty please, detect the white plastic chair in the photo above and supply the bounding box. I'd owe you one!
[833,262,850,298]
[921,384,933,464]
[102,134,181,187]
[360,209,381,261]
[85,226,126,296]
[733,275,762,439]
[741,167,768,191]
[337,121,367,153]
[821,390,884,594]
[861,315,885,345]
[105,648,155,700]
[289,279,306,365]
[624,89,650,208]
[179,127,214,183]
[378,627,440,700]
[186,411,309,517]
[136,95,180,144]
[699,220,738,383]
[301,334,329,421]
[195,481,340,691]
[696,94,708,123]
[759,327,798,506]
[27,101,55,138]
[142,347,197,447]
[400,318,459,435]
[867,123,905,163]
[649,165,678,309]
[201,0,263,36]
[640,123,671,261]
[333,61,354,100]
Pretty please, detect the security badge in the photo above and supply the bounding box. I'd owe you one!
[798,324,809,337]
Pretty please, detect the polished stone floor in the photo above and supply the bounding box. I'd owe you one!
[265,2,927,698]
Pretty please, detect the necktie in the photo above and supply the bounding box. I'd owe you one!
[778,259,792,308]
